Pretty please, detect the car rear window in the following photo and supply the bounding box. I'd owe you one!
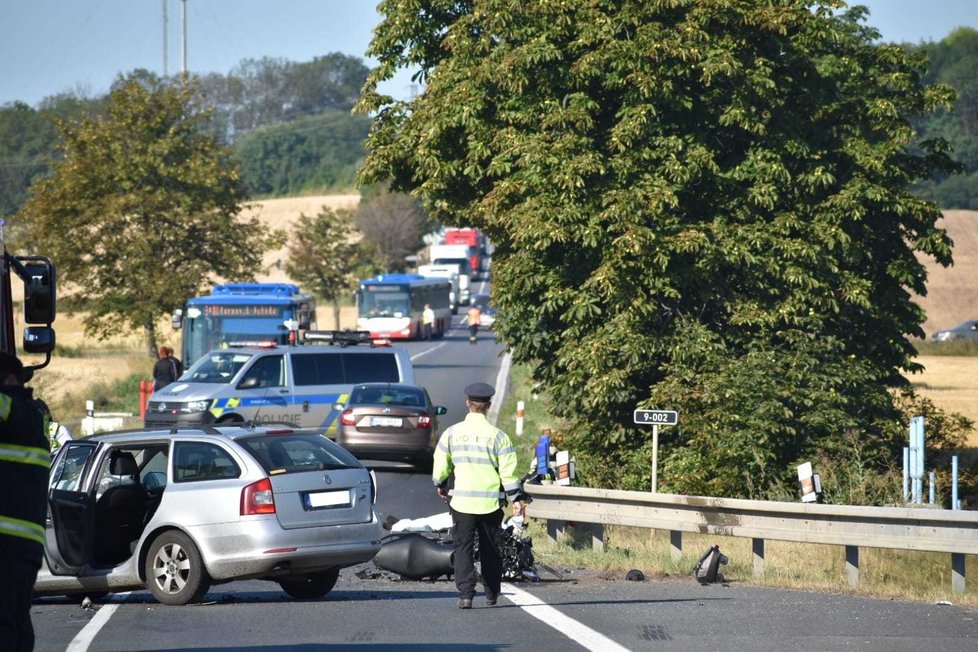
[350,386,425,407]
[343,353,399,383]
[239,434,361,474]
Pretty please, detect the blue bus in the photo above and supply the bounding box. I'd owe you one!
[356,274,452,340]
[173,283,317,367]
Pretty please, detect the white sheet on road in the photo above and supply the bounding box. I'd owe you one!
[391,512,453,533]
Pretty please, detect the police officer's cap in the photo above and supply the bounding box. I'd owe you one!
[464,382,495,402]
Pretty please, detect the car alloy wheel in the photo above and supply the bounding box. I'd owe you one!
[146,531,211,605]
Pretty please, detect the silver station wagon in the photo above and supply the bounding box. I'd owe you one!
[35,425,384,605]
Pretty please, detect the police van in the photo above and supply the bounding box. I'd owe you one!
[144,333,416,432]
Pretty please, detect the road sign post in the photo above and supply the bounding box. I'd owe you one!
[633,409,678,493]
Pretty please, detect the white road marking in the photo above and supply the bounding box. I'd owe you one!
[501,583,632,652]
[488,351,512,426]
[410,342,448,361]
[66,592,131,652]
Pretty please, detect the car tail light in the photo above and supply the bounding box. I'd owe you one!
[417,412,432,427]
[241,477,276,515]
[340,409,356,426]
[369,469,378,504]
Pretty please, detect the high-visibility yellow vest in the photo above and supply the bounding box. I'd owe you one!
[432,412,520,514]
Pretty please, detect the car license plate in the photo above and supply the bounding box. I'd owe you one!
[307,490,351,509]
[370,416,403,427]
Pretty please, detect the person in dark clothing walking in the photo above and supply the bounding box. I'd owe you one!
[152,346,183,392]
[0,353,50,652]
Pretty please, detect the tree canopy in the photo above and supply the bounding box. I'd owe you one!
[17,73,281,355]
[359,0,959,496]
[285,207,368,328]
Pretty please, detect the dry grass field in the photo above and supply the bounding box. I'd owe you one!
[909,210,978,445]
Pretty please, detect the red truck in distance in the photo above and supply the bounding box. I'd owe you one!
[442,228,487,280]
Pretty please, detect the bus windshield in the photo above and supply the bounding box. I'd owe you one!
[183,305,290,367]
[358,291,410,318]
[182,351,254,384]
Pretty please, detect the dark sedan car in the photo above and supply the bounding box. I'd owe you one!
[931,320,978,342]
[334,383,447,471]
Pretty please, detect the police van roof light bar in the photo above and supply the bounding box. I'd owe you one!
[303,330,373,347]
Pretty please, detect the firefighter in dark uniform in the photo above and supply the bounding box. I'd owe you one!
[0,353,49,651]
[432,382,521,609]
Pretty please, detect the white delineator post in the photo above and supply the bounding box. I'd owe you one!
[515,400,525,436]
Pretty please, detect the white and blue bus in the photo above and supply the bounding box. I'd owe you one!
[357,274,452,340]
[173,283,317,367]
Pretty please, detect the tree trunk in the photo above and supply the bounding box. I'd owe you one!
[145,316,158,358]
[333,299,341,330]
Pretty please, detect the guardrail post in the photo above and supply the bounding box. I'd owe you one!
[546,519,565,545]
[952,553,966,594]
[752,538,765,578]
[845,546,859,587]
[670,530,682,561]
[591,524,604,552]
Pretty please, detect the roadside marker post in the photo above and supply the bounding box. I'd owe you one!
[516,400,525,436]
[633,409,678,493]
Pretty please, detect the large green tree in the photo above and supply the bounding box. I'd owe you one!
[18,73,281,356]
[359,1,959,496]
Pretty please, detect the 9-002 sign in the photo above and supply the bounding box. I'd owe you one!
[633,410,678,426]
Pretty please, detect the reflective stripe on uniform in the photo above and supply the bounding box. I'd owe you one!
[0,443,51,469]
[450,455,498,466]
[503,481,521,492]
[0,515,45,546]
[450,489,505,499]
[0,394,11,421]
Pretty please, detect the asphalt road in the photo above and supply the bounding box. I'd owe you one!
[29,298,978,651]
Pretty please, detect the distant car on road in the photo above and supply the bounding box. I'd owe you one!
[36,426,383,605]
[334,383,447,472]
[931,320,978,342]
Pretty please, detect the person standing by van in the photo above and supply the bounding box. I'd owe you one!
[153,346,183,392]
[0,353,49,651]
[422,304,435,340]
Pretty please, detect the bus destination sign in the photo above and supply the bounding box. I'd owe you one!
[203,305,281,317]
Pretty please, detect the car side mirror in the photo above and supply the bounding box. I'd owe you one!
[238,377,260,390]
[434,406,447,415]
[24,326,55,354]
[333,402,345,411]
[20,259,56,324]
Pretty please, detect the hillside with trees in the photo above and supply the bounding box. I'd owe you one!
[0,53,370,214]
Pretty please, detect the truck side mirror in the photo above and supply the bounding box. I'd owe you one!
[23,326,55,354]
[22,261,56,325]
[171,308,183,330]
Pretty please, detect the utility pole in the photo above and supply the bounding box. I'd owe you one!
[162,0,168,77]
[181,0,188,76]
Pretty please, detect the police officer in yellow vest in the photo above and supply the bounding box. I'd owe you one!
[0,353,49,651]
[433,382,520,609]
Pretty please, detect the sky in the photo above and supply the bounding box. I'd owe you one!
[3,1,978,108]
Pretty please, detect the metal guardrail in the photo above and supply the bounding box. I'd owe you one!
[524,484,978,593]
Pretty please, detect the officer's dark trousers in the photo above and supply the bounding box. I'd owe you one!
[1,557,39,652]
[450,507,504,599]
